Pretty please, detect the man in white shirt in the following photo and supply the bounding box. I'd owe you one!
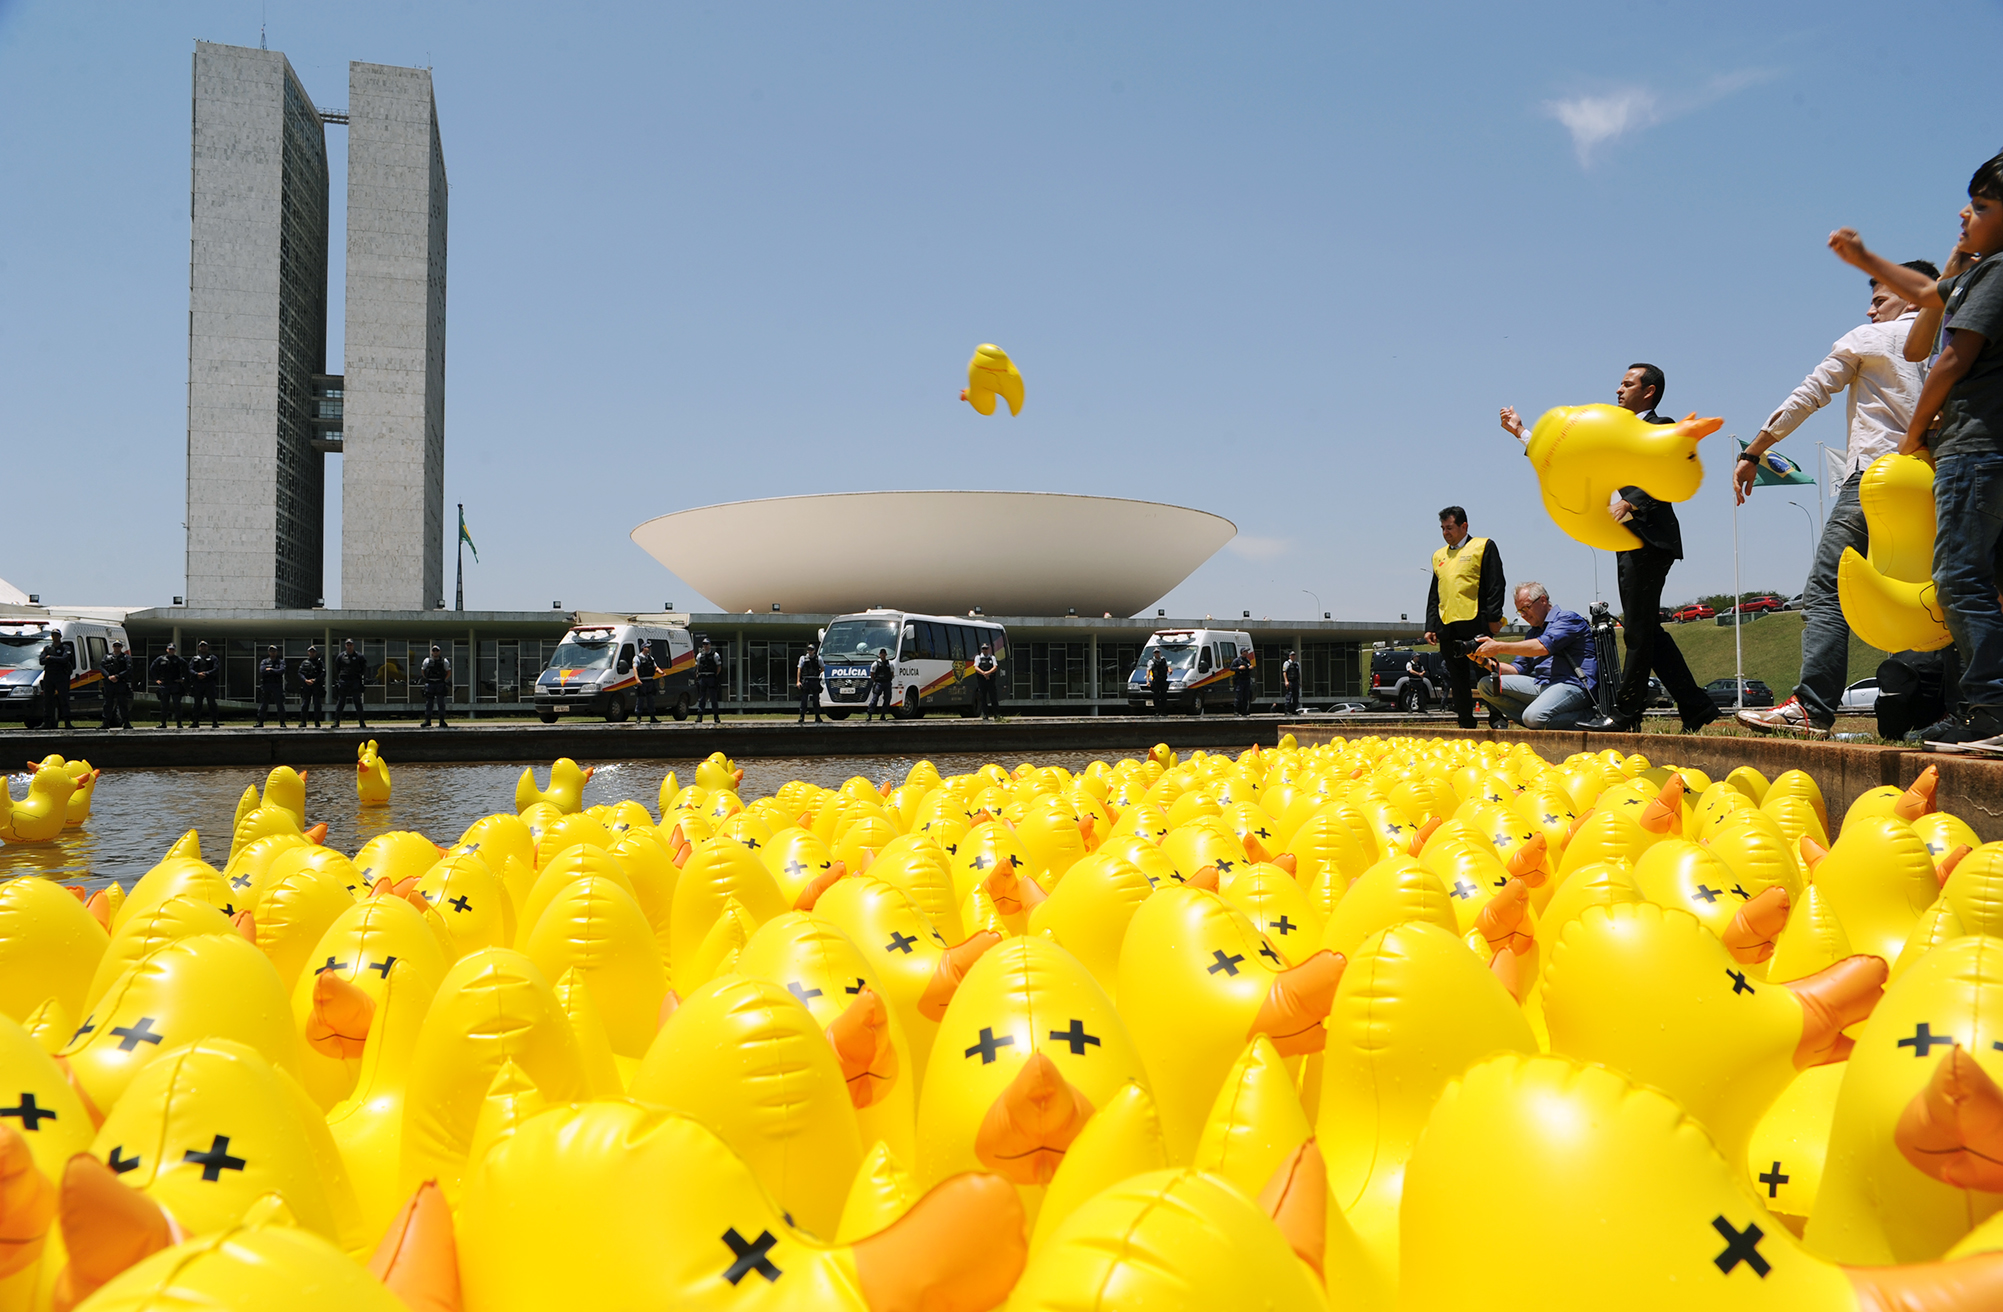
[1735,260,1935,737]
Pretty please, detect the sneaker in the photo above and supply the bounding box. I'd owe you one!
[1923,709,2003,753]
[1735,697,1828,739]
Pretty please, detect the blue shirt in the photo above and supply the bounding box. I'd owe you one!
[1517,606,1596,692]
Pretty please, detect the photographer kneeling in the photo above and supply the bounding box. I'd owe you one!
[1468,582,1599,730]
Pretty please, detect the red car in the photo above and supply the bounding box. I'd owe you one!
[1730,595,1786,615]
[1672,603,1715,622]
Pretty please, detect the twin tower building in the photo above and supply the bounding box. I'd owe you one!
[186,42,446,612]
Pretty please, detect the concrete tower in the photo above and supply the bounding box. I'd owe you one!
[341,61,447,611]
[185,42,330,608]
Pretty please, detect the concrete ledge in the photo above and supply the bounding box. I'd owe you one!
[0,716,1285,770]
[1278,723,2003,843]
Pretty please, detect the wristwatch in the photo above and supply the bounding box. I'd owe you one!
[1736,450,1760,463]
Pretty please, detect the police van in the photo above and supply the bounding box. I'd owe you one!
[533,621,695,723]
[818,609,1009,719]
[0,615,132,727]
[1126,627,1256,715]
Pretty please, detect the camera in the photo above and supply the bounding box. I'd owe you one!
[1440,635,1496,669]
[1589,601,1616,628]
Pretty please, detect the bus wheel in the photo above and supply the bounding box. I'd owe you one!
[671,694,689,722]
[898,688,923,720]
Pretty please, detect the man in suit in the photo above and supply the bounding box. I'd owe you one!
[1501,363,1718,732]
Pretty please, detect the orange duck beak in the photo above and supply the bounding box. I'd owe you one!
[973,1051,1095,1186]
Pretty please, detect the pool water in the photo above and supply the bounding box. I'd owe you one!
[0,750,1134,890]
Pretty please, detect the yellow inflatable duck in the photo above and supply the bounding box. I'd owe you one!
[1838,452,1953,652]
[0,874,107,1023]
[514,758,593,815]
[1523,403,1723,550]
[2,764,79,845]
[27,755,99,829]
[1400,1051,2003,1311]
[961,343,1024,417]
[77,1215,411,1312]
[356,740,392,805]
[695,751,745,793]
[458,1099,1025,1311]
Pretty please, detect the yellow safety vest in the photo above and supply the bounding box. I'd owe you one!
[1432,536,1489,625]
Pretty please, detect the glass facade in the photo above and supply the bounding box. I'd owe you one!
[273,70,330,609]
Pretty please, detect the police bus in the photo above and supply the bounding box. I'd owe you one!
[818,609,1009,719]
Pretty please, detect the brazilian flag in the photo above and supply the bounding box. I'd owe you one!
[459,507,479,562]
[1741,441,1816,487]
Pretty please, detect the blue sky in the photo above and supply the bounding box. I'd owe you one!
[4,1,2001,622]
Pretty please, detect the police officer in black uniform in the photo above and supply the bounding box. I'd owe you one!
[1230,649,1255,716]
[419,644,452,727]
[796,642,824,725]
[256,645,289,728]
[634,642,661,724]
[99,641,134,729]
[1282,650,1302,715]
[297,645,325,727]
[1148,649,1171,717]
[972,643,1000,720]
[865,648,894,721]
[331,639,369,729]
[150,643,187,728]
[38,628,75,730]
[694,639,724,724]
[187,641,221,727]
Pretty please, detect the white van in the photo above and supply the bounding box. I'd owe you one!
[532,621,694,723]
[1125,628,1256,715]
[0,614,133,727]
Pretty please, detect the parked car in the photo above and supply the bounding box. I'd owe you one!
[1323,698,1372,715]
[1782,593,1806,611]
[1672,603,1715,622]
[1705,677,1775,708]
[1839,677,1880,712]
[1730,595,1787,615]
[1370,648,1446,712]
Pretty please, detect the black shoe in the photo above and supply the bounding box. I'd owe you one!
[1680,705,1722,734]
[1580,713,1639,732]
[1923,707,2003,752]
[420,721,431,728]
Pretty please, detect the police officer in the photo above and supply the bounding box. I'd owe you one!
[796,642,824,725]
[972,643,1000,720]
[865,648,894,722]
[38,628,75,731]
[331,639,370,729]
[150,643,187,728]
[419,644,452,727]
[694,639,724,725]
[1282,650,1302,715]
[1230,649,1255,716]
[99,641,134,730]
[634,642,661,724]
[1148,649,1171,717]
[297,645,325,728]
[187,640,221,727]
[256,645,289,728]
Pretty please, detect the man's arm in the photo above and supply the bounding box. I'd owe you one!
[1830,229,1945,308]
[1499,405,1529,444]
[1901,329,1989,456]
[1474,636,1550,659]
[1423,573,1442,644]
[1479,540,1507,632]
[1735,340,1862,502]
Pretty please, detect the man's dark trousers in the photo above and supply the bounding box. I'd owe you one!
[696,675,722,723]
[1614,545,1710,721]
[1438,619,1486,728]
[332,683,366,727]
[41,682,69,729]
[189,685,219,725]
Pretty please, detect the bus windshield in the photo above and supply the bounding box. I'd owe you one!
[1136,641,1199,674]
[549,638,615,671]
[823,618,903,661]
[0,633,49,670]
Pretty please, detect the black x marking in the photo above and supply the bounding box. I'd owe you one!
[1727,969,1754,995]
[1693,884,1721,904]
[1758,1162,1789,1197]
[448,895,471,913]
[721,1227,781,1284]
[1207,950,1245,976]
[885,931,918,955]
[70,1016,95,1043]
[106,1145,139,1174]
[315,956,349,975]
[229,874,251,890]
[0,1094,55,1131]
[784,860,807,878]
[1451,879,1476,900]
[1215,858,1236,872]
[964,1027,1015,1063]
[1272,915,1297,936]
[110,1017,163,1051]
[971,855,993,871]
[183,1134,247,1182]
[788,980,823,1003]
[1049,1019,1100,1055]
[844,977,866,995]
[1899,1023,1955,1057]
[1711,1216,1770,1277]
[1258,942,1282,964]
[368,956,397,977]
[1731,885,1750,899]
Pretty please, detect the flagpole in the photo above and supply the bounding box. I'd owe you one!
[455,503,464,612]
[1732,436,1744,713]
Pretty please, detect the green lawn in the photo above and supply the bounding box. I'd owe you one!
[1660,611,1888,700]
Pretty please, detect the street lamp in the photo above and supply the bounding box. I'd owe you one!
[1786,502,1817,572]
[1300,589,1321,618]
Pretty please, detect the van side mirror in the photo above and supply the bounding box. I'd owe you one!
[617,659,632,674]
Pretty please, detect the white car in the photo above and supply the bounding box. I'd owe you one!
[1839,677,1879,712]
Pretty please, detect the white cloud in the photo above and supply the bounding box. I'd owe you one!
[1546,69,1777,167]
[1226,535,1288,561]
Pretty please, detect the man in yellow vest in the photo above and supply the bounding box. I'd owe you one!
[1424,505,1507,727]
